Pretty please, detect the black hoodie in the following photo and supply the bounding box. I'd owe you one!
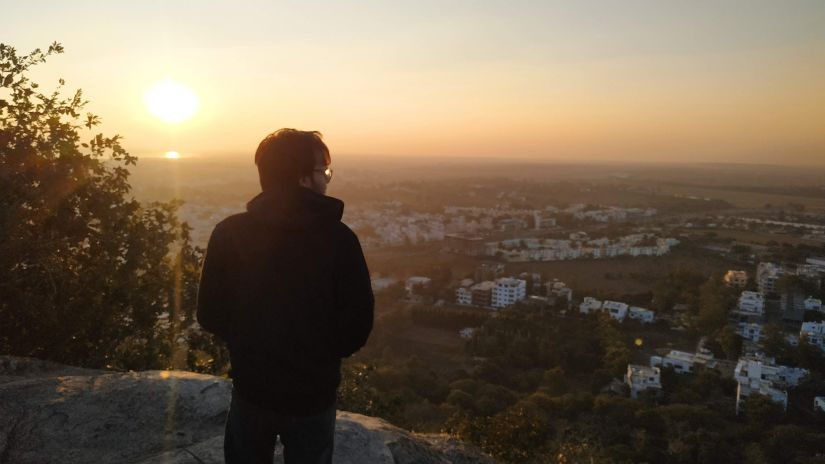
[197,187,374,414]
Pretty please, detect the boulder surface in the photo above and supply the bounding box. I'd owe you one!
[0,356,495,464]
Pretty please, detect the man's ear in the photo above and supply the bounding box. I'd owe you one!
[298,176,312,188]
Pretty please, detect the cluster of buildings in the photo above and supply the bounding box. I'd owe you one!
[726,260,825,352]
[486,233,680,262]
[347,201,568,249]
[627,349,813,414]
[734,357,808,414]
[579,297,656,323]
[346,201,664,250]
[455,277,526,309]
[567,204,657,223]
[454,267,573,310]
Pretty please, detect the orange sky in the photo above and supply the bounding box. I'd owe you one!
[7,1,825,165]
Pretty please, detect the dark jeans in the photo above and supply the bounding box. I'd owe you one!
[224,391,336,464]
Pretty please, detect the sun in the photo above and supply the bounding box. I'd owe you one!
[164,151,181,159]
[144,80,199,124]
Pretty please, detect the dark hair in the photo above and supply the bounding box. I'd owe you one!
[254,128,330,190]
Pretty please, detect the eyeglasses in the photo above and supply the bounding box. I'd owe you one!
[314,166,333,183]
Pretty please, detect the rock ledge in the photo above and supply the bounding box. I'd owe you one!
[0,356,494,464]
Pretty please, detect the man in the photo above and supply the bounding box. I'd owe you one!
[197,129,374,463]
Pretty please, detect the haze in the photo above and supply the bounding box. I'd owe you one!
[6,0,825,164]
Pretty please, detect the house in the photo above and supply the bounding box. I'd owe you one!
[804,297,823,312]
[459,327,475,339]
[628,306,655,323]
[602,300,629,322]
[737,291,765,315]
[650,350,717,374]
[626,364,662,399]
[579,297,602,314]
[491,277,527,309]
[456,286,473,306]
[736,322,763,342]
[470,281,496,308]
[800,321,825,351]
[724,270,748,288]
[806,257,825,272]
[756,262,785,294]
[815,396,825,413]
[546,279,573,303]
[734,357,808,413]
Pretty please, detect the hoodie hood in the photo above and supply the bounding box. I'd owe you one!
[246,187,344,229]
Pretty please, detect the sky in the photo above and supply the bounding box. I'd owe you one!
[4,0,825,165]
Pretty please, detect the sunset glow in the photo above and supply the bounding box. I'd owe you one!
[6,1,824,164]
[164,151,180,159]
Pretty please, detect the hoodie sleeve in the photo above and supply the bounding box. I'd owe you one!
[197,224,233,341]
[334,226,375,358]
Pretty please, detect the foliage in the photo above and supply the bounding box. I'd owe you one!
[0,43,212,371]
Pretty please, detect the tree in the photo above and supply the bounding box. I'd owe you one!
[0,43,203,369]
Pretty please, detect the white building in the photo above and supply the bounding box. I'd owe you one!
[491,277,527,309]
[602,300,629,322]
[628,306,655,324]
[756,262,785,294]
[737,291,765,315]
[804,297,823,312]
[800,321,825,351]
[724,270,749,288]
[456,287,473,306]
[579,297,602,314]
[815,396,825,413]
[626,364,662,399]
[734,357,808,413]
[736,322,763,342]
[806,257,825,272]
[459,327,475,339]
[650,350,717,374]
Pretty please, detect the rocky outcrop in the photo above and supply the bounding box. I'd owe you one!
[0,356,495,464]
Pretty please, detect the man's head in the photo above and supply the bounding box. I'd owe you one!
[255,128,332,195]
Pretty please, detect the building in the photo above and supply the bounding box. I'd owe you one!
[470,281,496,308]
[475,263,504,282]
[800,321,825,351]
[806,257,825,272]
[626,364,662,399]
[405,276,432,301]
[533,211,557,230]
[602,300,629,322]
[650,350,717,374]
[736,322,763,342]
[734,357,808,413]
[724,270,749,288]
[628,306,655,323]
[547,279,573,304]
[492,277,527,308]
[518,272,544,295]
[456,286,473,306]
[579,297,602,314]
[445,233,487,256]
[781,291,807,322]
[756,262,785,294]
[737,291,765,315]
[804,297,823,312]
[815,396,825,413]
